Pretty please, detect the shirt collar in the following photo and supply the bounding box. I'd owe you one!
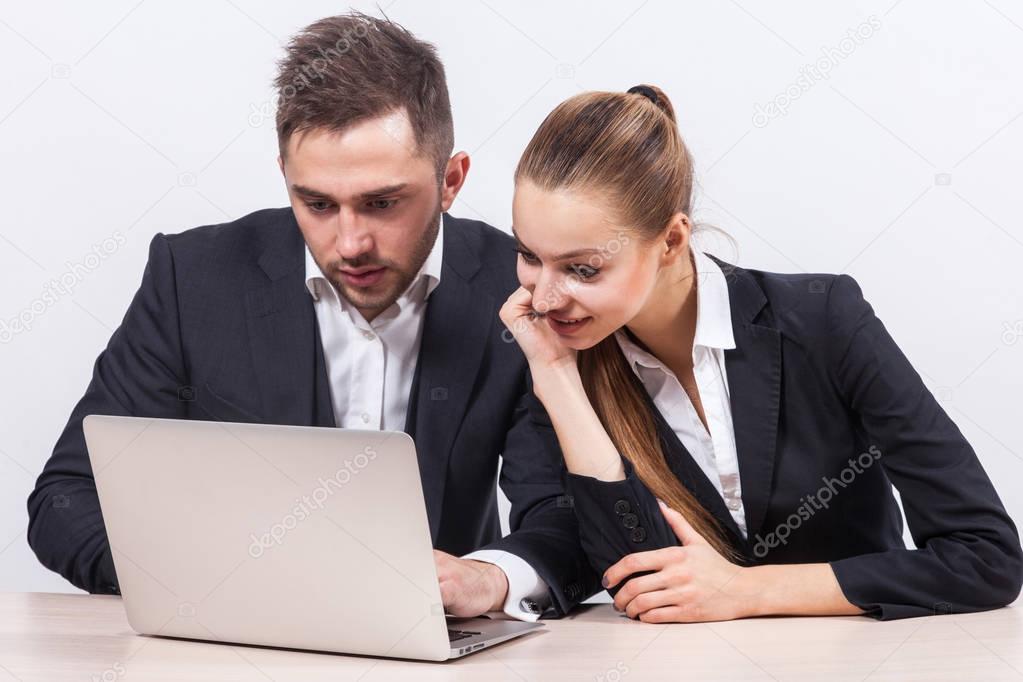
[691,246,735,351]
[304,214,445,307]
[615,246,735,370]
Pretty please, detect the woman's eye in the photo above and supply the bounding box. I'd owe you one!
[516,249,539,264]
[569,264,599,280]
[306,201,333,213]
[368,199,397,210]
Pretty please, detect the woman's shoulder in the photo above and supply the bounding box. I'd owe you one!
[705,252,875,346]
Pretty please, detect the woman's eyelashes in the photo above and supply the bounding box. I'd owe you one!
[569,263,599,280]
[514,247,539,264]
[514,248,600,280]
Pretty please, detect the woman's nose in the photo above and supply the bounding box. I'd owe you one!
[532,270,567,315]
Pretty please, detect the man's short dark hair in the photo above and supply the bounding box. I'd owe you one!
[274,12,454,176]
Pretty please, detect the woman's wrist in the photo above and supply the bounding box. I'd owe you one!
[734,564,864,618]
[529,360,627,481]
[529,359,584,404]
[735,566,770,618]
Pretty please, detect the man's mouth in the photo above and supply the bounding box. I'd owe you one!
[339,266,387,288]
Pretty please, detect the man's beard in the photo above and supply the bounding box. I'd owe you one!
[325,211,441,317]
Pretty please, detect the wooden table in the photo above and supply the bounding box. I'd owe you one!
[1,592,1021,681]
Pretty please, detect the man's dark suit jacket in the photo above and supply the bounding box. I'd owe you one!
[27,207,600,615]
[552,256,1023,620]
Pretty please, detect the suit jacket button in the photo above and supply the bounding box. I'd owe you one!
[621,513,639,529]
[614,499,631,515]
[630,527,647,543]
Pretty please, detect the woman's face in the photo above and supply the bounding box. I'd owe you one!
[511,181,668,350]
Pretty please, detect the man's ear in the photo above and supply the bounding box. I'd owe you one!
[277,155,285,177]
[439,152,471,212]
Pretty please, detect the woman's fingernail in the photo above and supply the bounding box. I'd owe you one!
[656,498,666,509]
[601,575,610,588]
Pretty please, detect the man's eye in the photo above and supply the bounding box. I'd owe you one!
[306,201,333,213]
[515,249,539,264]
[569,264,599,280]
[368,199,397,210]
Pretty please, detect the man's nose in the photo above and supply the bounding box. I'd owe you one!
[335,212,374,261]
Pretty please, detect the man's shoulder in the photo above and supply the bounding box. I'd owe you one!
[443,213,517,292]
[161,207,299,263]
[444,213,514,251]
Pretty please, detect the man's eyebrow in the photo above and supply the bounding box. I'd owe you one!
[358,183,407,199]
[290,183,409,200]
[291,184,332,199]
[511,226,601,261]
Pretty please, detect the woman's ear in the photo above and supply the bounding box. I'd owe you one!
[660,212,691,265]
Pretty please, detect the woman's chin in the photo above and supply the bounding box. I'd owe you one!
[559,330,608,352]
[560,338,592,351]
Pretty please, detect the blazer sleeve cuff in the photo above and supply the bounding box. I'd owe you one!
[564,462,679,583]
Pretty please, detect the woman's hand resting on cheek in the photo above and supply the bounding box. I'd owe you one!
[499,287,578,380]
[499,286,627,480]
[604,500,760,623]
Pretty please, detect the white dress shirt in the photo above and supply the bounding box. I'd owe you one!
[613,247,749,539]
[305,221,443,432]
[304,215,549,620]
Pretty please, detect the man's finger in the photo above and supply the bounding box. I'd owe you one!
[438,579,458,608]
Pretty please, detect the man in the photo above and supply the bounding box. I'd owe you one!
[27,12,599,620]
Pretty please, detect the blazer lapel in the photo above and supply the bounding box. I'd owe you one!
[643,395,748,548]
[713,258,782,544]
[405,217,494,541]
[244,212,324,427]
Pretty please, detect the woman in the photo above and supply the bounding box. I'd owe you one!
[500,84,1023,622]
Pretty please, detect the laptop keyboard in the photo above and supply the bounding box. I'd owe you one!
[448,629,481,642]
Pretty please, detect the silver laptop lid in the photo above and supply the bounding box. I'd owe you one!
[83,415,451,661]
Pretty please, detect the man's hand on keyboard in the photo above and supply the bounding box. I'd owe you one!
[433,550,509,617]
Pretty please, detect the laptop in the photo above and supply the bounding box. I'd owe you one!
[82,414,543,661]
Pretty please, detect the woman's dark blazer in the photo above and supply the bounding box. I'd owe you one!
[537,255,1023,620]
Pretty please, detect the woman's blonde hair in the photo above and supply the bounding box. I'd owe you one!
[515,85,736,558]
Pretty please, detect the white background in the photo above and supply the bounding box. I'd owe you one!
[1,0,1021,593]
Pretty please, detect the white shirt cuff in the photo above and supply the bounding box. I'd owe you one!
[462,549,551,622]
